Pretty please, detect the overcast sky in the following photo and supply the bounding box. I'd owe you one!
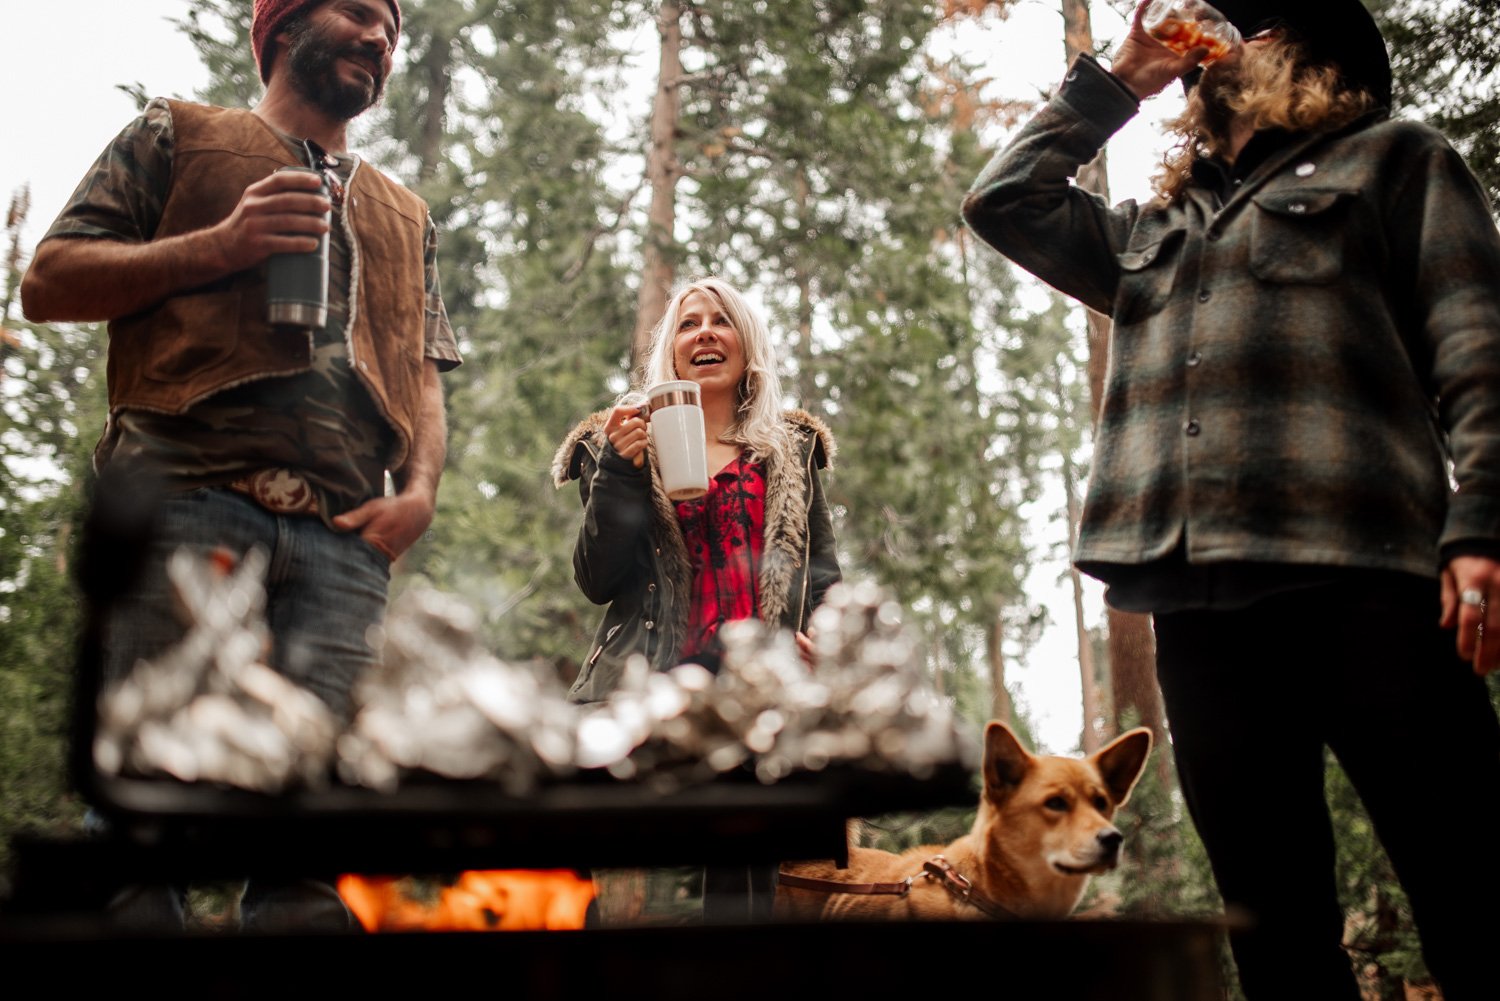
[0,1,1179,249]
[1,2,210,248]
[1,0,1186,754]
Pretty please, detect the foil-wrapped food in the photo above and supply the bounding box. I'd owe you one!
[96,553,976,794]
[94,547,340,793]
[335,588,578,795]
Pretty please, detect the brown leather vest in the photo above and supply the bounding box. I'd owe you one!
[105,100,429,466]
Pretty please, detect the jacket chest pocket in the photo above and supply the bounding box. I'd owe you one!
[1114,228,1185,323]
[1249,189,1353,284]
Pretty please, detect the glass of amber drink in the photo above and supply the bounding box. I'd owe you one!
[1141,0,1242,64]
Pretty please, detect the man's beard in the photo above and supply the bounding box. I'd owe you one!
[284,18,387,122]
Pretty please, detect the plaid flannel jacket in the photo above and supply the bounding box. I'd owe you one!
[962,55,1500,582]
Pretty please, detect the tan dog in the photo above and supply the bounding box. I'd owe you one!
[776,721,1153,921]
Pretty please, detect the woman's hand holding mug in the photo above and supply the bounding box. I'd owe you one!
[604,403,651,468]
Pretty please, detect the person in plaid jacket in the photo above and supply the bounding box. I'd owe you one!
[963,2,1500,997]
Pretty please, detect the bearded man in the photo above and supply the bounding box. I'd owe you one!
[21,0,461,930]
[962,1,1500,997]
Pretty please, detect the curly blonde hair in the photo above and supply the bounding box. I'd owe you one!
[1155,35,1376,201]
[636,276,792,465]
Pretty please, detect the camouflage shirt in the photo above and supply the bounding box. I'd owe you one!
[43,99,462,524]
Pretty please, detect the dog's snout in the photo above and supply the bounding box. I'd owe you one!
[1097,828,1123,857]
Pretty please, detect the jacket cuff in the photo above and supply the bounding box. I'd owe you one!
[597,440,645,476]
[1056,54,1141,140]
[1440,493,1500,558]
[1440,539,1500,565]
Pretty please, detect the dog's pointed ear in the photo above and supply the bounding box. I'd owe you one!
[1092,727,1153,808]
[983,721,1033,802]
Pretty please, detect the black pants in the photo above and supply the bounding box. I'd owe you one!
[1154,580,1500,1001]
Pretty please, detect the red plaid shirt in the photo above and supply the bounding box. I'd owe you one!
[676,454,766,662]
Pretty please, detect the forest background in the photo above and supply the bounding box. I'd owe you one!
[3,0,1498,994]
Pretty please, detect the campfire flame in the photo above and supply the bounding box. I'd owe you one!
[338,870,594,932]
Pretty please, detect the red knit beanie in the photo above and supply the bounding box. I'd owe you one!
[252,0,402,84]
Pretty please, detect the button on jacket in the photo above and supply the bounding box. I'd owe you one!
[552,409,840,703]
[962,55,1500,584]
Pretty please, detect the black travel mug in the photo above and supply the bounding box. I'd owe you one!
[266,166,330,329]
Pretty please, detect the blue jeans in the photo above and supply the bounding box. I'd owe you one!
[103,487,391,718]
[100,487,391,931]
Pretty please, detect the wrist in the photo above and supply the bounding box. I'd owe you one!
[1107,56,1159,101]
[395,469,439,505]
[194,221,242,279]
[400,482,438,508]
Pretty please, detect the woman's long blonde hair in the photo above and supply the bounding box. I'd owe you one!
[638,276,792,465]
[1155,35,1376,201]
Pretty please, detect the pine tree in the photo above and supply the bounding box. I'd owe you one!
[371,0,639,669]
[0,190,106,870]
[174,0,258,109]
[1373,0,1500,211]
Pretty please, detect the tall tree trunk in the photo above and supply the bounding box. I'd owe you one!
[2,186,29,325]
[1109,605,1165,740]
[412,20,454,183]
[631,0,684,371]
[1,187,28,390]
[1054,360,1101,753]
[990,605,1012,724]
[1058,0,1163,748]
[609,6,686,914]
[956,225,1013,726]
[791,164,816,410]
[954,225,1013,725]
[929,617,947,697]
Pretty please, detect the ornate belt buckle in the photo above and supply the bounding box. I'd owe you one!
[232,468,319,515]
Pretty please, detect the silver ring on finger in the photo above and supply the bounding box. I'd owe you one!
[1460,587,1486,608]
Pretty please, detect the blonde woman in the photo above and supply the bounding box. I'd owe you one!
[554,276,839,700]
[553,277,840,925]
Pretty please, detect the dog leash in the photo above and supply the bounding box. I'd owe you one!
[779,854,1021,920]
[920,856,1020,920]
[777,872,917,896]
